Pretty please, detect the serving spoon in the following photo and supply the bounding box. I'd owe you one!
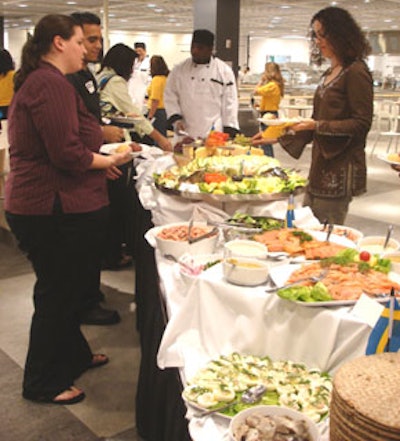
[383,224,394,250]
[193,384,267,418]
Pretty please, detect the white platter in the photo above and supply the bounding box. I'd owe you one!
[155,184,305,202]
[269,264,399,307]
[377,153,400,166]
[304,224,363,243]
[306,230,357,249]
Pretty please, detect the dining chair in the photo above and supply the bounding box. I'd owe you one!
[369,100,400,155]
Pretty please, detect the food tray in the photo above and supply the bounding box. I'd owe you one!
[154,183,305,202]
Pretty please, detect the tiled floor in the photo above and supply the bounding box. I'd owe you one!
[0,134,399,441]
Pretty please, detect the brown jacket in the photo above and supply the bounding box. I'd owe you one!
[280,60,373,199]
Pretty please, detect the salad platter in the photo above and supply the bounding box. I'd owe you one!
[154,154,307,202]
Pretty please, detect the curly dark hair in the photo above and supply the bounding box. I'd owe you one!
[309,6,371,67]
[99,43,137,81]
[150,55,169,77]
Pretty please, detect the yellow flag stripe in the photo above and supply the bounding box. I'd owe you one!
[376,328,389,353]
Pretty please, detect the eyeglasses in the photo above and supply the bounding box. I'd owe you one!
[310,30,327,41]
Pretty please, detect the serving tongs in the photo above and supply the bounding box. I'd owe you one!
[187,219,219,244]
[208,220,263,234]
[325,223,334,242]
[383,224,394,250]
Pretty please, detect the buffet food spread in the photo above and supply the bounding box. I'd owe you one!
[133,143,400,441]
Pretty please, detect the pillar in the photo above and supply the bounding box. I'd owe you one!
[193,0,240,76]
[0,16,4,48]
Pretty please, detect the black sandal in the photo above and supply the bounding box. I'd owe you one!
[89,353,109,369]
[23,386,85,405]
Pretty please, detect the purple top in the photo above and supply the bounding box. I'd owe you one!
[5,61,107,215]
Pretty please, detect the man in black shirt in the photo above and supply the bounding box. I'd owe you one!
[68,12,123,326]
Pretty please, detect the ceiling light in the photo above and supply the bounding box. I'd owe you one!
[154,8,163,12]
[147,3,156,7]
[66,1,77,4]
[18,4,28,7]
[384,19,393,23]
[280,5,291,8]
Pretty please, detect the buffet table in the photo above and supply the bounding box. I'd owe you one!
[133,151,381,441]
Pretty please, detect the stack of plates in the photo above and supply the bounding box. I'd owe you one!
[330,352,400,441]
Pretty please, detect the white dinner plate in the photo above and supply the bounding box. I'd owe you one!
[269,264,399,307]
[100,142,151,157]
[256,117,300,126]
[377,153,400,166]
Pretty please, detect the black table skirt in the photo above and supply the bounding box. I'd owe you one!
[133,186,192,441]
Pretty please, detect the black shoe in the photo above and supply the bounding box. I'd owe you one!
[80,304,121,325]
[102,254,133,271]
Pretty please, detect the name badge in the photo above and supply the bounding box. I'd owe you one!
[85,80,96,94]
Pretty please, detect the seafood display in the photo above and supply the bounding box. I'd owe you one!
[277,249,400,302]
[232,411,314,441]
[253,228,348,259]
[156,224,215,242]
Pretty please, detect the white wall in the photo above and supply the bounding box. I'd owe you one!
[109,31,192,69]
[4,28,32,68]
[242,36,310,74]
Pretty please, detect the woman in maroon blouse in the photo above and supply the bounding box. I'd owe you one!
[5,14,131,405]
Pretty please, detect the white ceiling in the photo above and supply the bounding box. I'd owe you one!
[1,0,400,39]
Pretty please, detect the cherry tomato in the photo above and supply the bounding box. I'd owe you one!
[359,251,371,262]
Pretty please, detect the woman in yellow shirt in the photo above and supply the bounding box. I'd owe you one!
[0,49,15,120]
[253,62,285,156]
[147,55,169,139]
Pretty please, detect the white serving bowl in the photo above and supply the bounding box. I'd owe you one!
[224,239,268,259]
[228,405,320,441]
[357,236,400,256]
[383,251,400,273]
[223,257,270,286]
[154,222,219,260]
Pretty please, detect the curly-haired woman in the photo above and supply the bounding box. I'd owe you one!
[253,7,373,224]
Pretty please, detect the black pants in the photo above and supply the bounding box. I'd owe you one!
[6,206,108,398]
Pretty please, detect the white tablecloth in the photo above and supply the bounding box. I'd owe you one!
[136,152,374,441]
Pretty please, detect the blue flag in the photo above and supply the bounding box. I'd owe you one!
[366,298,400,355]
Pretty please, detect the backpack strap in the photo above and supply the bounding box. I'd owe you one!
[98,74,115,91]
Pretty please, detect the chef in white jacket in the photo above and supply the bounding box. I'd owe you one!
[164,29,240,140]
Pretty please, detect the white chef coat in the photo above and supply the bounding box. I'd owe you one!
[128,55,151,112]
[164,56,239,139]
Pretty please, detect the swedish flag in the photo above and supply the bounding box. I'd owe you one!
[365,298,400,355]
[366,298,400,354]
